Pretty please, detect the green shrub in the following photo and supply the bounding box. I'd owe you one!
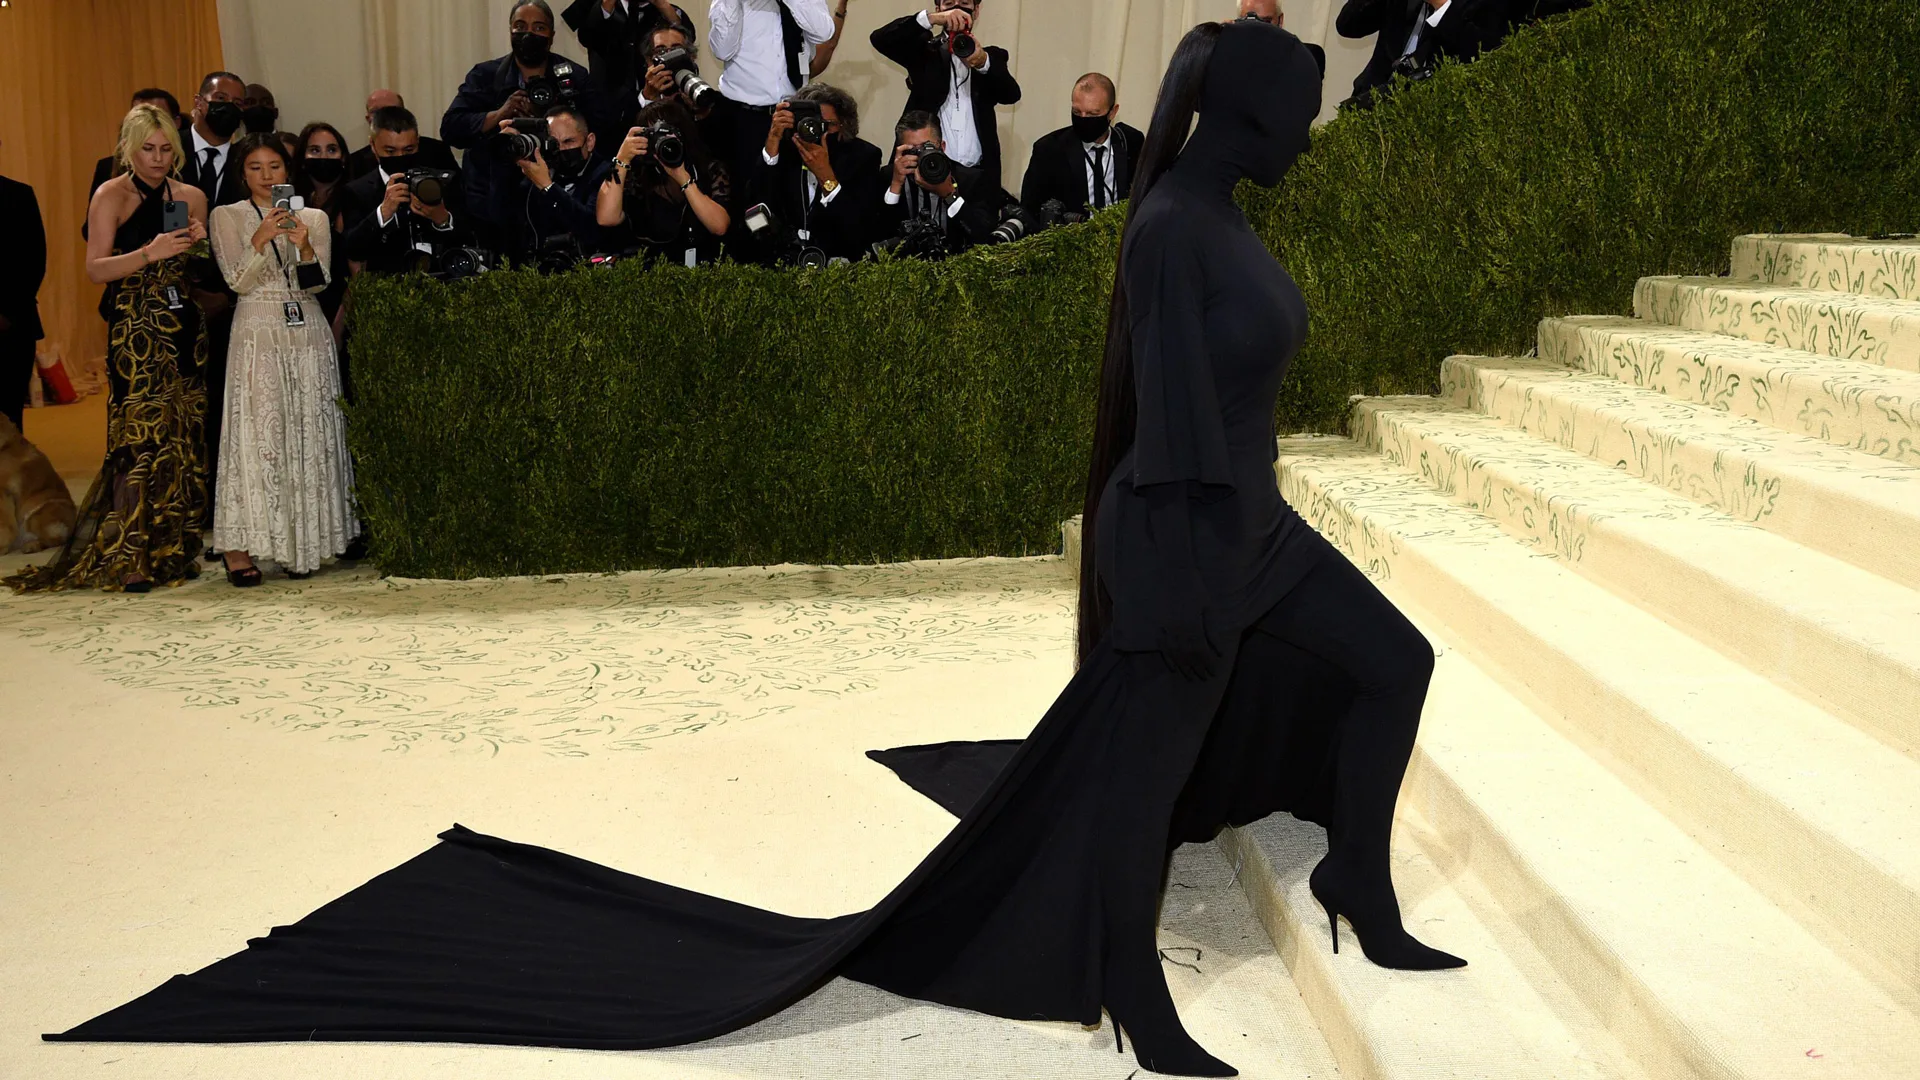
[348,0,1920,579]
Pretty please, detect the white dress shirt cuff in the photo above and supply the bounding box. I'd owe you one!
[763,147,781,166]
[884,187,902,205]
[977,51,991,72]
[377,207,395,228]
[819,183,841,205]
[1427,0,1451,26]
[946,194,965,216]
[916,9,933,30]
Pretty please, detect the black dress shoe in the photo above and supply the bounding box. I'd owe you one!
[286,570,312,580]
[341,535,369,561]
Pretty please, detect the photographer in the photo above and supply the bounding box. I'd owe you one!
[741,83,880,265]
[347,91,458,181]
[596,98,731,266]
[501,105,612,267]
[440,0,616,257]
[874,110,1008,258]
[337,106,472,276]
[1018,72,1142,224]
[560,0,691,106]
[871,0,1021,191]
[631,25,725,128]
[1337,0,1503,110]
[707,0,836,185]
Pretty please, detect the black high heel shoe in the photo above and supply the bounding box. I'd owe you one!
[223,554,263,588]
[1104,958,1237,1076]
[1309,859,1466,970]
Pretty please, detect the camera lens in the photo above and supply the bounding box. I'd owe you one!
[949,31,977,59]
[915,144,952,186]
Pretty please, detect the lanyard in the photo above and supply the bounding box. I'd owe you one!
[251,201,298,291]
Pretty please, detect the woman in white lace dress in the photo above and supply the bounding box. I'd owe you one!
[209,134,359,585]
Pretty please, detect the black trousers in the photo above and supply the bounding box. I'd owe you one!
[202,311,232,511]
[0,331,34,431]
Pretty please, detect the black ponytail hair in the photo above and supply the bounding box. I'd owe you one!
[1075,21,1224,668]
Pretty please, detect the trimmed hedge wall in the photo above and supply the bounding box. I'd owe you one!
[349,0,1920,579]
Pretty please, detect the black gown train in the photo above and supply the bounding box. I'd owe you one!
[45,23,1459,1077]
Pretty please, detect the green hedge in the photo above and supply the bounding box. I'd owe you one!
[349,0,1920,579]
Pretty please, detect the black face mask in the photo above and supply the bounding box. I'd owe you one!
[551,147,588,176]
[1071,113,1111,143]
[204,100,244,138]
[242,106,279,133]
[381,151,420,175]
[305,157,346,183]
[511,31,553,67]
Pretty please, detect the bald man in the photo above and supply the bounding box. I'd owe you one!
[1236,0,1326,77]
[346,90,459,180]
[1018,71,1144,222]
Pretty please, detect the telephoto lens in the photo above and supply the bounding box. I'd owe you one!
[492,130,542,162]
[913,142,952,185]
[987,205,1036,245]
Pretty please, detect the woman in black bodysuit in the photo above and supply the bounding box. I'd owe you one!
[44,21,1460,1080]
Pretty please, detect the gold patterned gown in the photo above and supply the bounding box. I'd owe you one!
[7,175,209,593]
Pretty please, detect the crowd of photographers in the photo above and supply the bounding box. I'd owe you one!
[91,0,1592,286]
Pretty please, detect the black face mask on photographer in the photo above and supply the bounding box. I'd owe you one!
[381,151,420,175]
[550,146,588,178]
[242,106,279,132]
[204,101,244,138]
[1071,112,1111,143]
[512,31,553,67]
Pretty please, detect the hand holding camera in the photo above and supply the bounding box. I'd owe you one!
[927,6,972,33]
[763,103,796,158]
[895,140,955,197]
[486,89,534,132]
[500,121,554,189]
[616,126,652,167]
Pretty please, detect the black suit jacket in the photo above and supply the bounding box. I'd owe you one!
[743,134,883,263]
[562,0,692,99]
[0,175,46,341]
[873,160,1009,255]
[441,52,618,230]
[1019,122,1143,218]
[871,15,1022,191]
[179,134,249,208]
[346,137,459,183]
[1336,0,1502,107]
[337,167,475,274]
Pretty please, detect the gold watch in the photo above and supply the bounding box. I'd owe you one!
[820,178,840,195]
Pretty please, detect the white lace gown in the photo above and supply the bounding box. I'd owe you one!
[209,203,360,573]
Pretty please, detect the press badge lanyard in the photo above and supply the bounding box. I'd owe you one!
[252,202,308,328]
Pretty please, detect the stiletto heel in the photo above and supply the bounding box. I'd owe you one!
[1105,951,1237,1076]
[1309,859,1466,971]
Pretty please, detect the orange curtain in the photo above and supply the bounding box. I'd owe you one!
[0,0,225,370]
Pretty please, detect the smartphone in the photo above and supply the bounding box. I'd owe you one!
[161,200,190,234]
[271,184,298,228]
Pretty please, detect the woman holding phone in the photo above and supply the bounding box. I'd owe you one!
[206,133,359,586]
[9,104,212,594]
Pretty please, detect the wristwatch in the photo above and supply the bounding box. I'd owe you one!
[820,178,840,195]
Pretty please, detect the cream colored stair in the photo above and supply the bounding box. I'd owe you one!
[1275,440,1920,1078]
[1730,233,1920,301]
[1535,315,1920,469]
[1352,392,1920,759]
[1632,276,1920,369]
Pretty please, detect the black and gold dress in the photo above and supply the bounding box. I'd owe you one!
[7,175,210,593]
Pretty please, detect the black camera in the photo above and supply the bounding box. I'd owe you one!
[741,201,826,267]
[1037,197,1088,229]
[492,117,558,163]
[431,245,491,282]
[873,217,951,261]
[786,99,829,145]
[404,167,459,207]
[534,234,583,275]
[639,123,685,169]
[524,59,586,111]
[986,204,1038,245]
[651,45,720,110]
[944,29,978,59]
[909,141,953,186]
[1390,51,1436,83]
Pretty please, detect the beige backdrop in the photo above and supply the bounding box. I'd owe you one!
[216,0,1373,189]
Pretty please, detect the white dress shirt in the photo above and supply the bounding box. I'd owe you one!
[916,9,989,168]
[1400,0,1452,58]
[709,0,835,106]
[189,126,232,184]
[1082,134,1117,208]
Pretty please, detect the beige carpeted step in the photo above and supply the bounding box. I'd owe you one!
[1439,351,1920,589]
[1537,314,1920,469]
[1731,233,1920,301]
[1218,811,1638,1080]
[1277,439,1920,1076]
[1353,396,1920,761]
[1633,276,1920,369]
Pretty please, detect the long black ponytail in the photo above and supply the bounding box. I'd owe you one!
[1075,21,1224,668]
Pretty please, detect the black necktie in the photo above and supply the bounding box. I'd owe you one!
[200,148,221,204]
[778,3,803,92]
[1090,146,1108,209]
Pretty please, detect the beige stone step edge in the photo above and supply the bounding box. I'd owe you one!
[1217,811,1636,1080]
[1279,440,1920,1077]
[1454,344,1920,592]
[1633,277,1920,371]
[1537,314,1920,472]
[1732,234,1920,302]
[1354,396,1920,763]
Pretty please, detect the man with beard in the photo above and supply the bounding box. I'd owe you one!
[741,81,880,264]
[441,0,616,259]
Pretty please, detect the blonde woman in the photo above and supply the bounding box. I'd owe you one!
[9,104,211,593]
[206,133,358,585]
